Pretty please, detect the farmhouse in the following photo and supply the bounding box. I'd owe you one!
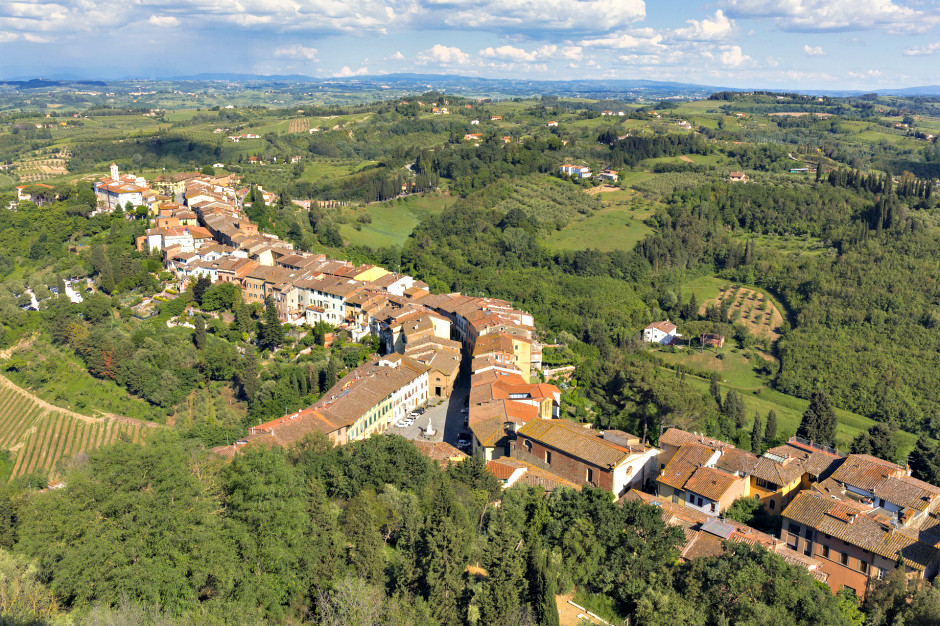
[559,164,592,178]
[729,171,748,183]
[642,320,681,344]
[598,169,619,182]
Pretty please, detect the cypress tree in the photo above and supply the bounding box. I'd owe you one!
[709,373,721,405]
[260,296,284,349]
[797,391,836,445]
[751,413,764,454]
[528,544,559,626]
[193,315,206,350]
[765,410,778,442]
[909,435,940,485]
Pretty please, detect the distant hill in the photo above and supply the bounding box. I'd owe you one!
[2,71,940,99]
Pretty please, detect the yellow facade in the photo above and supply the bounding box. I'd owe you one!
[747,475,804,514]
[346,394,394,441]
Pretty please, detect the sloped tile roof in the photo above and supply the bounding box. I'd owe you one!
[782,491,939,570]
[831,454,904,492]
[517,419,637,469]
[658,443,716,490]
[683,466,742,502]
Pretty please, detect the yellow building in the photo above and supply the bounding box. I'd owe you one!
[352,264,390,282]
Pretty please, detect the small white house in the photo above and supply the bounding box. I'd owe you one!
[559,164,592,178]
[643,321,681,345]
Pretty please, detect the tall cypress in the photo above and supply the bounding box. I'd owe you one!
[765,410,778,442]
[750,413,764,454]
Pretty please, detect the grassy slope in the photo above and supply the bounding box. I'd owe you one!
[546,204,654,252]
[340,193,451,248]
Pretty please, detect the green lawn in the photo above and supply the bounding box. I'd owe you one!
[339,193,451,248]
[656,347,764,390]
[680,275,727,303]
[546,205,654,252]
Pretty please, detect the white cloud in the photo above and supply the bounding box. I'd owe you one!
[803,44,824,55]
[478,44,579,62]
[430,0,646,32]
[480,45,538,62]
[720,45,750,66]
[147,15,179,27]
[389,51,406,61]
[274,44,319,61]
[579,29,664,51]
[904,41,940,56]
[724,0,934,33]
[673,10,735,40]
[333,65,370,77]
[416,44,471,65]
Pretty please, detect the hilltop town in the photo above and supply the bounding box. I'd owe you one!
[108,162,940,601]
[5,86,940,624]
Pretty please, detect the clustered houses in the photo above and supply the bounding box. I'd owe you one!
[655,427,940,598]
[242,353,429,448]
[625,490,830,584]
[94,163,159,212]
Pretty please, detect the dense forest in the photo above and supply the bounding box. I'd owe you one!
[0,432,901,625]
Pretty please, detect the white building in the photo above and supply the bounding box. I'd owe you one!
[643,321,681,345]
[559,164,592,178]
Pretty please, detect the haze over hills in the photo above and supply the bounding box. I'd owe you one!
[3,72,940,99]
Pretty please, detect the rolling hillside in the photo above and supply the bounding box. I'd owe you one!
[0,374,160,480]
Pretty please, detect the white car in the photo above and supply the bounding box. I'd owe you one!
[397,418,415,428]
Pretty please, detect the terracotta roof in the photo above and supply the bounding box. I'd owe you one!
[874,475,940,512]
[486,457,581,491]
[517,419,644,469]
[766,441,843,478]
[831,454,904,492]
[645,320,677,333]
[683,466,741,502]
[411,440,468,467]
[658,443,716,490]
[750,455,805,486]
[469,416,509,448]
[782,491,939,570]
[660,428,725,450]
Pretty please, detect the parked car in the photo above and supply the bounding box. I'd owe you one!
[456,435,472,448]
[460,407,469,414]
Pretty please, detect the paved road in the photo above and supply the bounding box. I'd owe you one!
[391,375,471,450]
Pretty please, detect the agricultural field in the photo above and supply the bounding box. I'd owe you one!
[13,156,69,182]
[288,117,310,133]
[0,375,159,480]
[701,285,784,340]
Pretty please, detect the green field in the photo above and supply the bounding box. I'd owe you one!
[680,275,727,303]
[546,205,654,252]
[339,193,451,248]
[664,365,916,456]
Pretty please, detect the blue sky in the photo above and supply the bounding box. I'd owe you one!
[1,0,940,89]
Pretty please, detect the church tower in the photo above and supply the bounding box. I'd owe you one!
[110,162,119,181]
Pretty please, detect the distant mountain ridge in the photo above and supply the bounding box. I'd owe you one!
[2,72,940,97]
